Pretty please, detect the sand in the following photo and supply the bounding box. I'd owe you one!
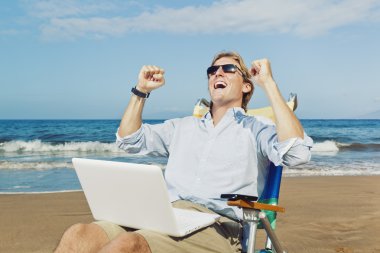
[1,176,380,253]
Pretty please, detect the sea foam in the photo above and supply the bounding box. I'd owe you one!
[0,161,73,170]
[0,140,123,154]
[311,140,339,153]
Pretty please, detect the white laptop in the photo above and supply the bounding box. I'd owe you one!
[72,158,220,237]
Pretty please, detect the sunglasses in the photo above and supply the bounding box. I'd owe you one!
[206,64,244,77]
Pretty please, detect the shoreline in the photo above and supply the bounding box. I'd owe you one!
[1,176,380,253]
[0,189,83,195]
[2,174,380,195]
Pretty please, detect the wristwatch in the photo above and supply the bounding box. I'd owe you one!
[131,86,150,98]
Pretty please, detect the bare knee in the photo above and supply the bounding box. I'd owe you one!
[66,223,88,236]
[55,223,108,253]
[102,232,151,253]
[63,223,93,242]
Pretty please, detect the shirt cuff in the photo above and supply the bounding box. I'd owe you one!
[273,134,313,165]
[115,126,143,144]
[275,137,298,159]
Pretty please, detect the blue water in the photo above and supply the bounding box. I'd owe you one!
[0,119,379,192]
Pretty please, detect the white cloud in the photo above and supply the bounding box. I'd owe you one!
[22,0,123,18]
[40,17,130,40]
[27,0,380,40]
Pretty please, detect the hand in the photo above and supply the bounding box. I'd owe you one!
[250,59,274,88]
[136,65,165,93]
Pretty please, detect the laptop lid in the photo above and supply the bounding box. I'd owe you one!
[72,158,219,237]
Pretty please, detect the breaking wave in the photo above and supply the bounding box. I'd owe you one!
[0,140,123,154]
[311,140,380,154]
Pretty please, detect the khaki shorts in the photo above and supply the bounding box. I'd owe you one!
[94,200,242,253]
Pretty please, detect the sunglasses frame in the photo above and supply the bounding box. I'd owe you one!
[207,64,244,77]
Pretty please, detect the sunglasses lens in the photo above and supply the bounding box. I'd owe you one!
[222,64,236,73]
[207,66,219,75]
[207,64,239,76]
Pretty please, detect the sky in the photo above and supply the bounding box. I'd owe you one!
[1,0,380,119]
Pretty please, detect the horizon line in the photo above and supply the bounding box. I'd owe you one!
[0,118,379,121]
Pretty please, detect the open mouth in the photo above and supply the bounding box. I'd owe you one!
[214,81,227,89]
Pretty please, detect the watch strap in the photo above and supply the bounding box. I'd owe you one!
[131,87,150,98]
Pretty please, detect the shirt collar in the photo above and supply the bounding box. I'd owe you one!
[202,107,246,122]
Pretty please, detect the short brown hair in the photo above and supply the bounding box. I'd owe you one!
[209,51,254,111]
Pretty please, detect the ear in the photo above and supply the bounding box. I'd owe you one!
[242,82,252,94]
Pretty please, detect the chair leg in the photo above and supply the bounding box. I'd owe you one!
[259,212,286,253]
[242,209,260,253]
[265,236,273,252]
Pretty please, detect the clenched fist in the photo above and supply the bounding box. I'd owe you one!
[136,65,165,93]
[250,59,274,88]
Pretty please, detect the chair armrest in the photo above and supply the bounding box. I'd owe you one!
[227,200,285,213]
[220,194,258,202]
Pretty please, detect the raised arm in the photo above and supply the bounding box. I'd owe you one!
[118,65,165,138]
[251,59,304,142]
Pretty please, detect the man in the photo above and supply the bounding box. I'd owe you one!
[55,51,312,253]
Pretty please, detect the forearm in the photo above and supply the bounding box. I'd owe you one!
[118,94,146,138]
[117,65,165,138]
[263,79,304,142]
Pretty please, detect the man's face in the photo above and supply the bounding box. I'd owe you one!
[208,57,251,109]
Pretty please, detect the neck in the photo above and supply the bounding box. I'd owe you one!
[211,105,241,126]
[211,107,227,126]
[210,98,244,125]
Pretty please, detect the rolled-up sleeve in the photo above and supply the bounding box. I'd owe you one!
[255,121,313,167]
[272,134,313,166]
[116,119,179,157]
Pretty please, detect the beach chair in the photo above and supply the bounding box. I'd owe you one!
[193,94,297,253]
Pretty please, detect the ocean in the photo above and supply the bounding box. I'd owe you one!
[0,119,379,193]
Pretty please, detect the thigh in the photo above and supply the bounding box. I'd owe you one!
[137,200,242,253]
[94,200,242,253]
[93,221,134,240]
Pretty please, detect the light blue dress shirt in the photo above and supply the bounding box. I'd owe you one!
[116,107,313,220]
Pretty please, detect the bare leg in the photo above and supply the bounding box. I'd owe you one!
[99,232,151,253]
[54,223,109,253]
